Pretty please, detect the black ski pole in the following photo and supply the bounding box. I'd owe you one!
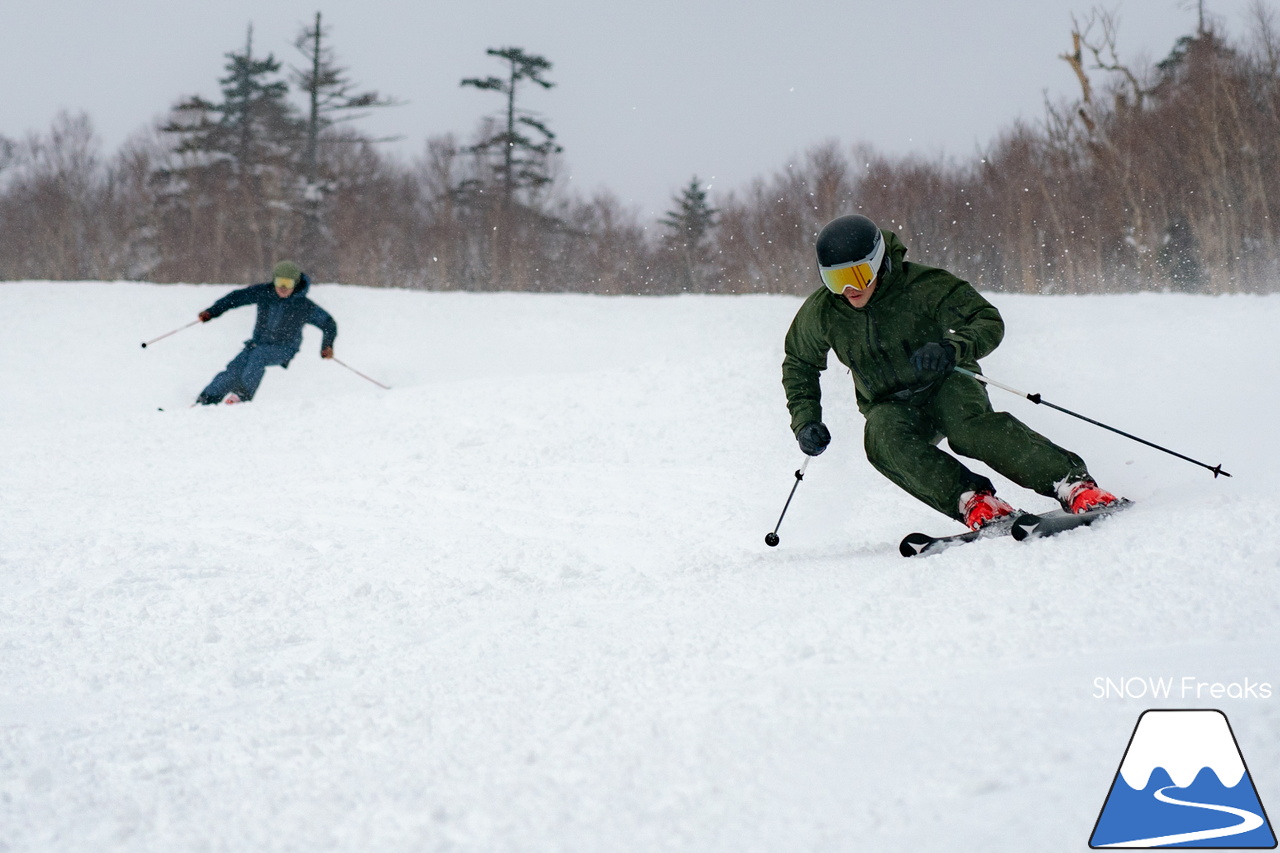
[954,367,1231,478]
[332,356,391,390]
[141,320,200,348]
[765,457,810,547]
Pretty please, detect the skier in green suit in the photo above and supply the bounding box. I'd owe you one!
[782,214,1119,530]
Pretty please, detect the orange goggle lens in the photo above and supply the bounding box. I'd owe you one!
[820,260,878,294]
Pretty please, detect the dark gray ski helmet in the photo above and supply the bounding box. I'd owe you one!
[815,214,886,293]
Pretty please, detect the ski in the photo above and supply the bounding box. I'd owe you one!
[899,511,1026,557]
[1009,499,1132,541]
[899,499,1132,557]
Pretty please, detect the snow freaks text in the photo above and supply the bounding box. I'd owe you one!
[1093,677,1273,701]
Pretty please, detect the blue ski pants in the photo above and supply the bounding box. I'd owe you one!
[198,342,294,403]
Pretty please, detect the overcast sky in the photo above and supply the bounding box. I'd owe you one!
[3,0,1262,219]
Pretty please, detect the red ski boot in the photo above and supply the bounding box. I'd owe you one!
[960,490,1015,531]
[1057,479,1120,514]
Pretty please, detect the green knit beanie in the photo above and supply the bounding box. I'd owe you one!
[272,260,302,283]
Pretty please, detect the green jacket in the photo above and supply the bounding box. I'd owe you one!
[782,230,1004,432]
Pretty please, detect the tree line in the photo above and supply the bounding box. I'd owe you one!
[2,7,1279,294]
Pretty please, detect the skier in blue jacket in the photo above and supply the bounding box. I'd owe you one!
[195,260,338,405]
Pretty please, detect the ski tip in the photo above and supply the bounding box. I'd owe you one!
[899,532,933,558]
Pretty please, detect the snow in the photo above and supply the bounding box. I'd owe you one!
[2,281,1279,851]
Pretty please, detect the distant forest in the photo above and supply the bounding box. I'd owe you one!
[3,7,1280,295]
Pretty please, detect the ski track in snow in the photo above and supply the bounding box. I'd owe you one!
[2,282,1279,852]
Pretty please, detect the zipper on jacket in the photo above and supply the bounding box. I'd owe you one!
[864,308,899,395]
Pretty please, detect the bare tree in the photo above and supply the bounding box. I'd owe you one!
[0,113,105,280]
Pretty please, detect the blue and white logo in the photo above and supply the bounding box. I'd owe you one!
[1090,709,1276,848]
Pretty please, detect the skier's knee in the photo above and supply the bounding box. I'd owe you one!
[945,412,1010,458]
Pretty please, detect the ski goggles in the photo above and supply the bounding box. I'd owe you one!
[274,277,296,291]
[819,234,885,294]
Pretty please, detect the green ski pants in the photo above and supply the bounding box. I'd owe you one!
[862,372,1089,520]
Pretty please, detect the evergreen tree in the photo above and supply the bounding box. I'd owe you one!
[166,25,300,177]
[662,176,718,244]
[0,135,14,176]
[661,176,718,290]
[292,11,399,271]
[158,25,303,281]
[1157,212,1206,292]
[460,47,562,207]
[459,47,564,290]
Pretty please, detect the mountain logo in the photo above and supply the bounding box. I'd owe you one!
[1090,709,1276,848]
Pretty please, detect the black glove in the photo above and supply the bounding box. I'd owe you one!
[796,422,831,457]
[910,341,956,375]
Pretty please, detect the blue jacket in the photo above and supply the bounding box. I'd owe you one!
[205,273,337,362]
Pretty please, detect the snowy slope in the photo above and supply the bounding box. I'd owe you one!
[1,282,1278,852]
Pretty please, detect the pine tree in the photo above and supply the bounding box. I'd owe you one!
[0,135,15,175]
[460,47,562,208]
[158,25,303,281]
[292,11,399,272]
[662,177,717,244]
[166,25,300,178]
[661,176,719,291]
[459,47,564,289]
